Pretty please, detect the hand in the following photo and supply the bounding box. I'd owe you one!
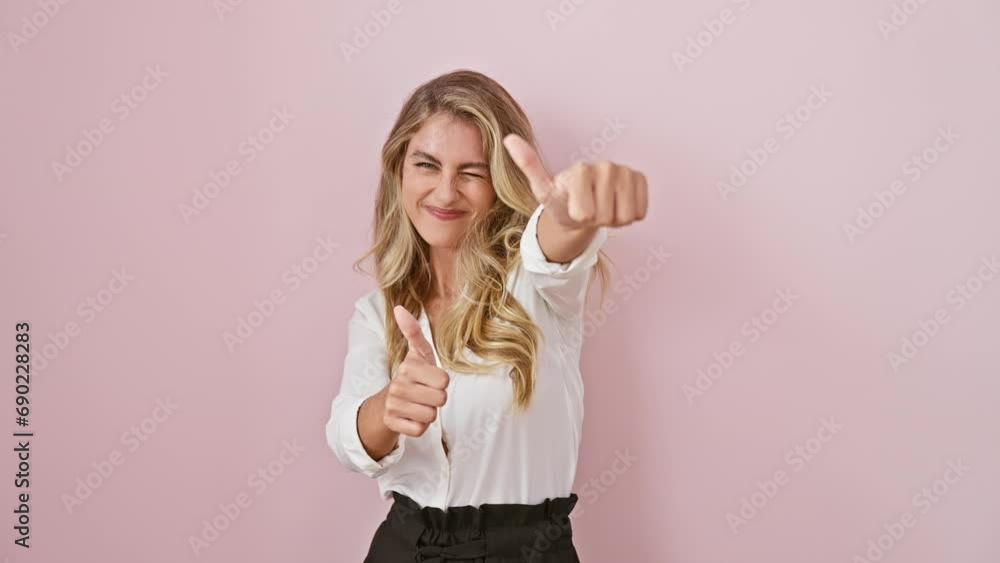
[503,133,648,229]
[382,305,450,438]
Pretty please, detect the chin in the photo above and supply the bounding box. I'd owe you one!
[424,237,462,250]
[415,227,462,249]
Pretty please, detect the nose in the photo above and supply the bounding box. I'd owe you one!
[431,171,461,205]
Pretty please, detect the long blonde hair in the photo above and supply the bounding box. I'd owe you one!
[354,69,609,411]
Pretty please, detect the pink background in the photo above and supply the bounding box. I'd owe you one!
[2,0,998,561]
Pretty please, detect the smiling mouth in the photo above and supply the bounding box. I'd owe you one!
[424,205,468,221]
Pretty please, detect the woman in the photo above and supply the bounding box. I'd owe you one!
[325,69,648,562]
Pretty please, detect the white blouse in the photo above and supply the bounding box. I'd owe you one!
[325,203,608,509]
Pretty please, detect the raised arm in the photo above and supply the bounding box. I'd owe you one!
[325,298,404,477]
[325,298,449,478]
[503,134,649,318]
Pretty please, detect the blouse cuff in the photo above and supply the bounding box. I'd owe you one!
[520,203,608,278]
[338,395,406,477]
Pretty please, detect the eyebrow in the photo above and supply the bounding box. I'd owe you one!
[409,150,490,171]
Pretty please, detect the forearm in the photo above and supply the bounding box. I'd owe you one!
[536,206,600,264]
[357,385,400,462]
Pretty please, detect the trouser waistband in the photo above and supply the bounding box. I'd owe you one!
[385,491,578,561]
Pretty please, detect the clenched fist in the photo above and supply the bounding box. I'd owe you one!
[383,305,450,438]
[503,133,648,228]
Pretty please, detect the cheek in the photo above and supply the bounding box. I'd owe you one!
[470,184,497,213]
[400,176,425,211]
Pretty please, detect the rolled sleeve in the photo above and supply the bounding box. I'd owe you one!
[519,203,608,319]
[325,295,406,478]
[327,394,406,478]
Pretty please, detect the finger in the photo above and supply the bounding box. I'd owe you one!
[393,305,436,365]
[635,171,648,220]
[502,134,556,205]
[412,364,450,390]
[564,164,596,224]
[385,396,438,424]
[386,416,428,438]
[615,169,639,225]
[396,381,448,408]
[594,161,617,225]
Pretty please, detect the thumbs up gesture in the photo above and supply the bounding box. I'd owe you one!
[383,305,450,438]
[502,133,648,228]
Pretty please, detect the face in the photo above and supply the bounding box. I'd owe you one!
[400,113,497,249]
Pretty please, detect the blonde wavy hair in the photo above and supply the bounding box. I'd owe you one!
[354,69,609,411]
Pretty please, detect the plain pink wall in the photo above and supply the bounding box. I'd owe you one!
[2,0,998,561]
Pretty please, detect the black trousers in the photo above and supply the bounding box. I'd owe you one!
[363,491,581,562]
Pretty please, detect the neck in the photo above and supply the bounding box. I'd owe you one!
[428,246,460,299]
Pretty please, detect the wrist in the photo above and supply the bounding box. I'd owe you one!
[359,389,400,461]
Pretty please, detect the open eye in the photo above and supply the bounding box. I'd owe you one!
[415,162,437,170]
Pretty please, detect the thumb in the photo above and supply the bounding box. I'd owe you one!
[393,305,436,365]
[503,134,558,205]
